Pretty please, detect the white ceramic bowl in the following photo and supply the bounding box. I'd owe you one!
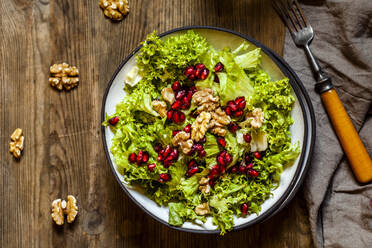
[101,26,315,233]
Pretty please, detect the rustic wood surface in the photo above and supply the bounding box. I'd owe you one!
[0,0,313,247]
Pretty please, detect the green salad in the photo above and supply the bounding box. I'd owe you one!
[104,31,299,235]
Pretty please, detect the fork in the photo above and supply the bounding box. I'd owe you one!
[272,0,372,183]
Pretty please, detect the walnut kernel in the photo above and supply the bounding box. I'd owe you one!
[9,128,24,159]
[161,88,175,105]
[51,195,78,225]
[152,100,167,118]
[208,108,231,136]
[191,112,211,142]
[51,199,65,226]
[64,195,78,223]
[49,63,79,91]
[172,131,193,154]
[246,108,264,128]
[192,88,219,114]
[199,177,211,194]
[195,202,210,216]
[99,0,129,21]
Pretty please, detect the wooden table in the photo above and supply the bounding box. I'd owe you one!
[1,0,313,247]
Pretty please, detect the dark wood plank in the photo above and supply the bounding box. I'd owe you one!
[0,0,312,247]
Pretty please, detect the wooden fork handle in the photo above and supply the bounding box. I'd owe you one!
[321,89,372,183]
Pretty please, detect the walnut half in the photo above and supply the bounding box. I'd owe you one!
[9,128,24,159]
[192,88,219,114]
[195,202,210,216]
[49,63,79,91]
[152,100,167,118]
[51,195,78,225]
[51,199,65,226]
[199,177,211,194]
[191,112,211,142]
[65,195,78,223]
[208,108,231,137]
[172,131,193,154]
[99,0,130,21]
[246,108,264,128]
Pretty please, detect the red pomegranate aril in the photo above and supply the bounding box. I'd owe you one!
[184,124,192,133]
[239,164,246,174]
[200,69,209,80]
[234,110,243,117]
[209,179,216,187]
[231,166,238,174]
[136,150,143,165]
[154,144,163,153]
[175,90,186,100]
[172,130,180,136]
[172,111,180,123]
[199,149,206,157]
[172,81,181,91]
[142,152,149,163]
[109,116,119,125]
[186,90,194,101]
[217,155,225,166]
[228,122,239,133]
[195,63,206,70]
[185,66,195,76]
[228,101,238,112]
[248,169,259,177]
[254,152,262,160]
[179,112,186,123]
[209,165,220,178]
[163,160,172,168]
[225,106,232,116]
[172,100,183,110]
[194,144,203,152]
[187,147,196,156]
[147,163,156,172]
[195,68,203,79]
[189,74,196,80]
[159,173,171,182]
[214,62,224,72]
[169,148,179,160]
[235,96,245,104]
[167,110,174,120]
[224,153,232,164]
[128,153,137,163]
[217,137,226,148]
[157,154,163,161]
[238,100,246,110]
[243,133,252,143]
[246,163,253,169]
[186,167,199,177]
[190,86,197,93]
[182,96,190,108]
[214,74,220,83]
[241,203,248,215]
[245,155,251,163]
[163,145,171,158]
[220,164,226,174]
[188,160,197,169]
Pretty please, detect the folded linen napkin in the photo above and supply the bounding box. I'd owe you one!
[283,0,372,247]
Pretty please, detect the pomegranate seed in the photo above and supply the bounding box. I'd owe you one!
[172,100,182,110]
[167,110,174,120]
[179,112,186,123]
[220,164,226,174]
[159,173,171,182]
[157,154,163,161]
[217,137,226,148]
[142,152,149,163]
[186,167,199,177]
[172,81,181,91]
[246,163,253,169]
[184,124,192,133]
[154,144,163,153]
[162,145,171,157]
[136,150,143,165]
[224,153,232,164]
[195,68,203,79]
[186,91,194,102]
[238,100,246,110]
[209,179,216,187]
[217,155,225,166]
[225,106,232,116]
[248,169,259,177]
[187,146,196,156]
[190,86,197,93]
[214,62,224,72]
[245,155,251,163]
[163,160,172,168]
[228,122,239,133]
[234,110,243,117]
[254,152,262,160]
[231,166,238,174]
[214,74,220,83]
[241,203,248,215]
[239,164,246,174]
[109,116,119,125]
[209,165,220,179]
[182,96,190,108]
[175,90,186,100]
[235,96,245,104]
[189,74,196,81]
[185,66,195,76]
[128,153,137,163]
[147,163,156,172]
[195,63,206,70]
[188,160,197,169]
[172,130,180,136]
[163,155,173,164]
[200,69,209,80]
[228,101,238,112]
[169,148,179,160]
[194,144,203,152]
[243,133,252,143]
[199,149,206,157]
[172,111,180,123]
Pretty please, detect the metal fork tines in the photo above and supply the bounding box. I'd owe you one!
[272,0,330,88]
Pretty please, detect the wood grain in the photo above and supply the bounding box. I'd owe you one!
[0,0,313,247]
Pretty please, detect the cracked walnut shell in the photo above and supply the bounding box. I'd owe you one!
[99,0,129,21]
[49,63,79,91]
[191,112,211,142]
[195,202,210,216]
[51,195,78,225]
[9,128,24,159]
[152,100,167,118]
[172,131,193,154]
[192,88,219,114]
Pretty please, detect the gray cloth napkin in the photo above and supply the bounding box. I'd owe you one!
[283,0,372,247]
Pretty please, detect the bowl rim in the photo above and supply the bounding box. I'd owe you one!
[100,25,316,234]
